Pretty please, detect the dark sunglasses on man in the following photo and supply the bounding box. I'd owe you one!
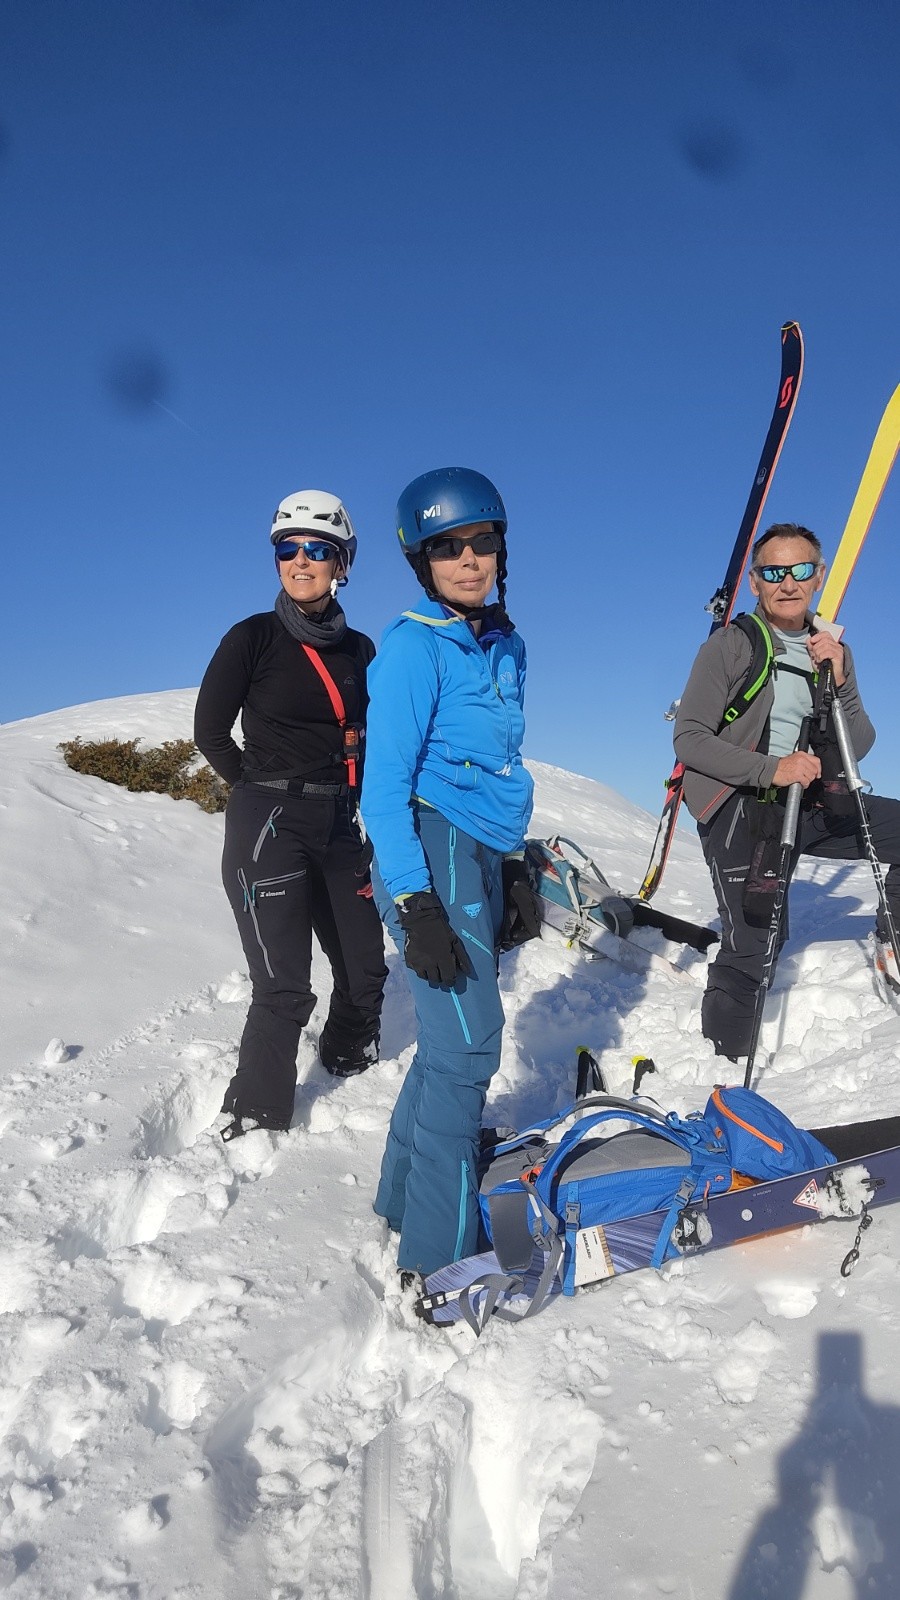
[753,561,820,584]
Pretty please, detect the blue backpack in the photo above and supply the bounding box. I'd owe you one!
[703,1084,835,1181]
[476,1085,835,1321]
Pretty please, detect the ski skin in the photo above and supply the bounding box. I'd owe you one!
[637,322,805,902]
[417,1116,900,1328]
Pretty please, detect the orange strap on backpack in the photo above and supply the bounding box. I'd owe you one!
[301,644,359,788]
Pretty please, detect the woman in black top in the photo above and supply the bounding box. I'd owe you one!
[195,490,387,1138]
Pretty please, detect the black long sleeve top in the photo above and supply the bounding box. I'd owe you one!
[194,611,376,787]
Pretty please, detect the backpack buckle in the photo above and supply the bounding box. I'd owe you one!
[520,1164,544,1185]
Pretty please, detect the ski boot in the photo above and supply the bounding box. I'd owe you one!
[220,1104,292,1142]
[318,1019,379,1078]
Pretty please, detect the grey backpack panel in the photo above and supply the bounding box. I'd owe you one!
[479,1128,693,1275]
[555,1129,692,1183]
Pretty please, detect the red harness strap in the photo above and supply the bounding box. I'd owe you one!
[301,644,359,788]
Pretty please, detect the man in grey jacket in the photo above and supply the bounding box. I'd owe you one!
[675,522,900,1059]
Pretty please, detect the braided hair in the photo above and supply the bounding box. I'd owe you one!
[494,538,511,627]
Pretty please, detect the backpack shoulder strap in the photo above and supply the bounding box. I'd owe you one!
[719,613,775,730]
[300,643,360,786]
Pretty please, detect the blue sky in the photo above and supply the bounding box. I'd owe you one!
[2,0,899,820]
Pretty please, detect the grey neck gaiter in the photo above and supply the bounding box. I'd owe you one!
[274,588,348,648]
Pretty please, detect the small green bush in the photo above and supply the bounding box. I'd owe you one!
[58,737,230,813]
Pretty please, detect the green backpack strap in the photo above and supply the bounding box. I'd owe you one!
[719,613,775,730]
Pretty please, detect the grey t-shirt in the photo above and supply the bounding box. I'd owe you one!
[767,626,816,758]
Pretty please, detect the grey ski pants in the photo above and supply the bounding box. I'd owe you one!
[699,790,900,1058]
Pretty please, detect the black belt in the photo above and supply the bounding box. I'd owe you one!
[757,786,814,810]
[251,778,350,797]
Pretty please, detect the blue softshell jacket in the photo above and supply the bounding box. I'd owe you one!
[362,599,535,900]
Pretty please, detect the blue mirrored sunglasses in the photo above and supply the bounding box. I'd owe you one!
[424,529,502,562]
[753,561,819,584]
[274,539,339,563]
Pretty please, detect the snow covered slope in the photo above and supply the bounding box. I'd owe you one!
[2,691,900,1599]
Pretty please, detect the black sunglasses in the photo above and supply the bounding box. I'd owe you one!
[425,529,503,562]
[753,561,819,584]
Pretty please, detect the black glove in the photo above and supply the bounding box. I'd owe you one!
[397,891,471,985]
[499,856,542,951]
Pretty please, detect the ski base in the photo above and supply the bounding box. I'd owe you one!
[637,321,804,902]
[538,909,694,982]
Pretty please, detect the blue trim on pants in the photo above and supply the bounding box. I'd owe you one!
[372,807,506,1276]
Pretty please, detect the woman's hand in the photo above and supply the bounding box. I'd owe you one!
[396,891,471,985]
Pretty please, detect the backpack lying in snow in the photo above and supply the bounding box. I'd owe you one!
[419,1082,835,1333]
[525,836,718,967]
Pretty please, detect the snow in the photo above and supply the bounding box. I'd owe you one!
[2,689,900,1598]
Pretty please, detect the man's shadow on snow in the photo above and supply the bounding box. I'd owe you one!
[786,864,875,948]
[729,1331,900,1599]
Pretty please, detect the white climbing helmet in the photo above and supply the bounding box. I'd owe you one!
[269,490,357,570]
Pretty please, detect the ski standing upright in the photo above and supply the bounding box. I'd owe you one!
[638,321,804,902]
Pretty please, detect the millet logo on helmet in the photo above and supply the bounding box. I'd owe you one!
[395,467,507,562]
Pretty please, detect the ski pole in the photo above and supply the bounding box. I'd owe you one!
[743,717,812,1091]
[827,677,900,980]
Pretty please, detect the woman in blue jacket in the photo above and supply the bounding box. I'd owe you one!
[362,468,540,1278]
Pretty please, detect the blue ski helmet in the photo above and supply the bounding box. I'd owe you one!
[396,467,507,556]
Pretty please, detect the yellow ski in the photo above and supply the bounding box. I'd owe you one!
[817,382,900,622]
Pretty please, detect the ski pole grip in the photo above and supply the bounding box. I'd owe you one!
[780,715,812,847]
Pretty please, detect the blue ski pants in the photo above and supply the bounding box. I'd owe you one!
[373,807,506,1276]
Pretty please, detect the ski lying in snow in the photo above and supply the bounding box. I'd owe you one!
[630,900,718,953]
[637,321,805,903]
[539,905,694,982]
[815,382,900,623]
[527,836,714,980]
[417,1115,900,1331]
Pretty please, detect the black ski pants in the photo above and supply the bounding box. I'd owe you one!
[221,782,388,1122]
[699,790,900,1059]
